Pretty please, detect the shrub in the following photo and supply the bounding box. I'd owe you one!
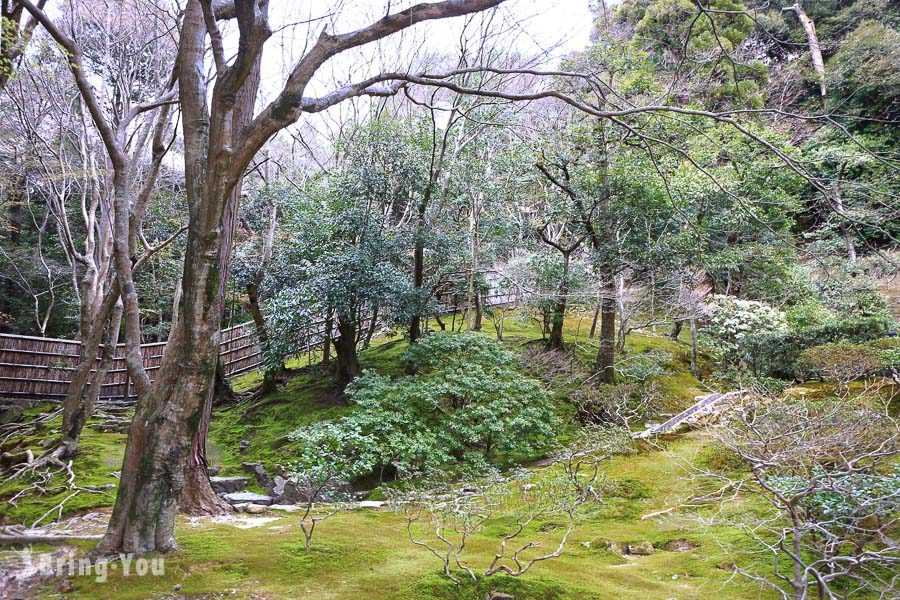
[703,294,787,358]
[573,382,662,429]
[819,278,891,320]
[289,333,557,477]
[868,338,900,370]
[616,351,671,382]
[740,317,893,379]
[797,343,884,383]
[785,297,835,331]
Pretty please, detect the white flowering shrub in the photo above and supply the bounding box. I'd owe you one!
[703,294,787,357]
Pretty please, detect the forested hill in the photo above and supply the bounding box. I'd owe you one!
[594,0,900,265]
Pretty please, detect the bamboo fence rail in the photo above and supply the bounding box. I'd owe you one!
[0,292,520,401]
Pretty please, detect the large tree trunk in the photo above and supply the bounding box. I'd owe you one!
[96,298,220,554]
[595,292,616,384]
[333,318,360,389]
[97,0,232,551]
[180,11,264,515]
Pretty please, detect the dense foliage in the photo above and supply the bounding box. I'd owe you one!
[289,334,556,478]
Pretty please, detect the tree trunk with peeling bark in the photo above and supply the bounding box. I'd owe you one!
[180,4,265,515]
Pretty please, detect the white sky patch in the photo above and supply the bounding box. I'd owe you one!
[165,1,597,172]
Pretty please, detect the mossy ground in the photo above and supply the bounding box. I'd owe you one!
[4,312,782,599]
[27,433,772,599]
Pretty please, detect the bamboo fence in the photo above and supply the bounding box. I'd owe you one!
[0,321,261,401]
[0,292,519,401]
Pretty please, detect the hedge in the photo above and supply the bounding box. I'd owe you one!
[740,317,894,379]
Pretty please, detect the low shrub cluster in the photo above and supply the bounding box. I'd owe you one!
[288,333,557,479]
[702,294,788,358]
[796,343,884,383]
[740,317,893,379]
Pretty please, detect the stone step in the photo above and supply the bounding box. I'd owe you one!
[221,491,273,506]
[210,476,250,494]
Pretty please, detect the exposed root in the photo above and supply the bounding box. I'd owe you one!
[0,525,103,545]
[3,444,114,527]
[0,408,62,446]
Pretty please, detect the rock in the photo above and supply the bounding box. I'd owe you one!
[241,462,274,492]
[590,538,624,555]
[486,593,514,600]
[627,541,655,556]
[89,419,129,433]
[663,539,699,552]
[173,584,182,591]
[272,475,287,497]
[269,504,302,512]
[232,503,250,513]
[244,504,268,514]
[242,461,353,503]
[357,500,384,509]
[239,439,250,453]
[0,404,24,425]
[221,492,273,506]
[317,479,354,503]
[210,476,249,494]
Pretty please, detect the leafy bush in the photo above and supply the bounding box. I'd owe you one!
[797,343,884,383]
[868,338,900,370]
[740,317,893,379]
[402,332,512,371]
[288,333,557,477]
[785,297,835,331]
[818,278,892,321]
[702,294,788,358]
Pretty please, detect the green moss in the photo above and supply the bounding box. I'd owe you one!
[413,572,600,599]
[0,413,124,525]
[13,312,773,599]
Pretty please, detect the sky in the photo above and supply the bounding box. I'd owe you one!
[251,0,597,163]
[255,0,596,99]
[157,0,599,173]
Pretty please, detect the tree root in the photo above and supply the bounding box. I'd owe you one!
[3,443,115,527]
[0,408,62,446]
